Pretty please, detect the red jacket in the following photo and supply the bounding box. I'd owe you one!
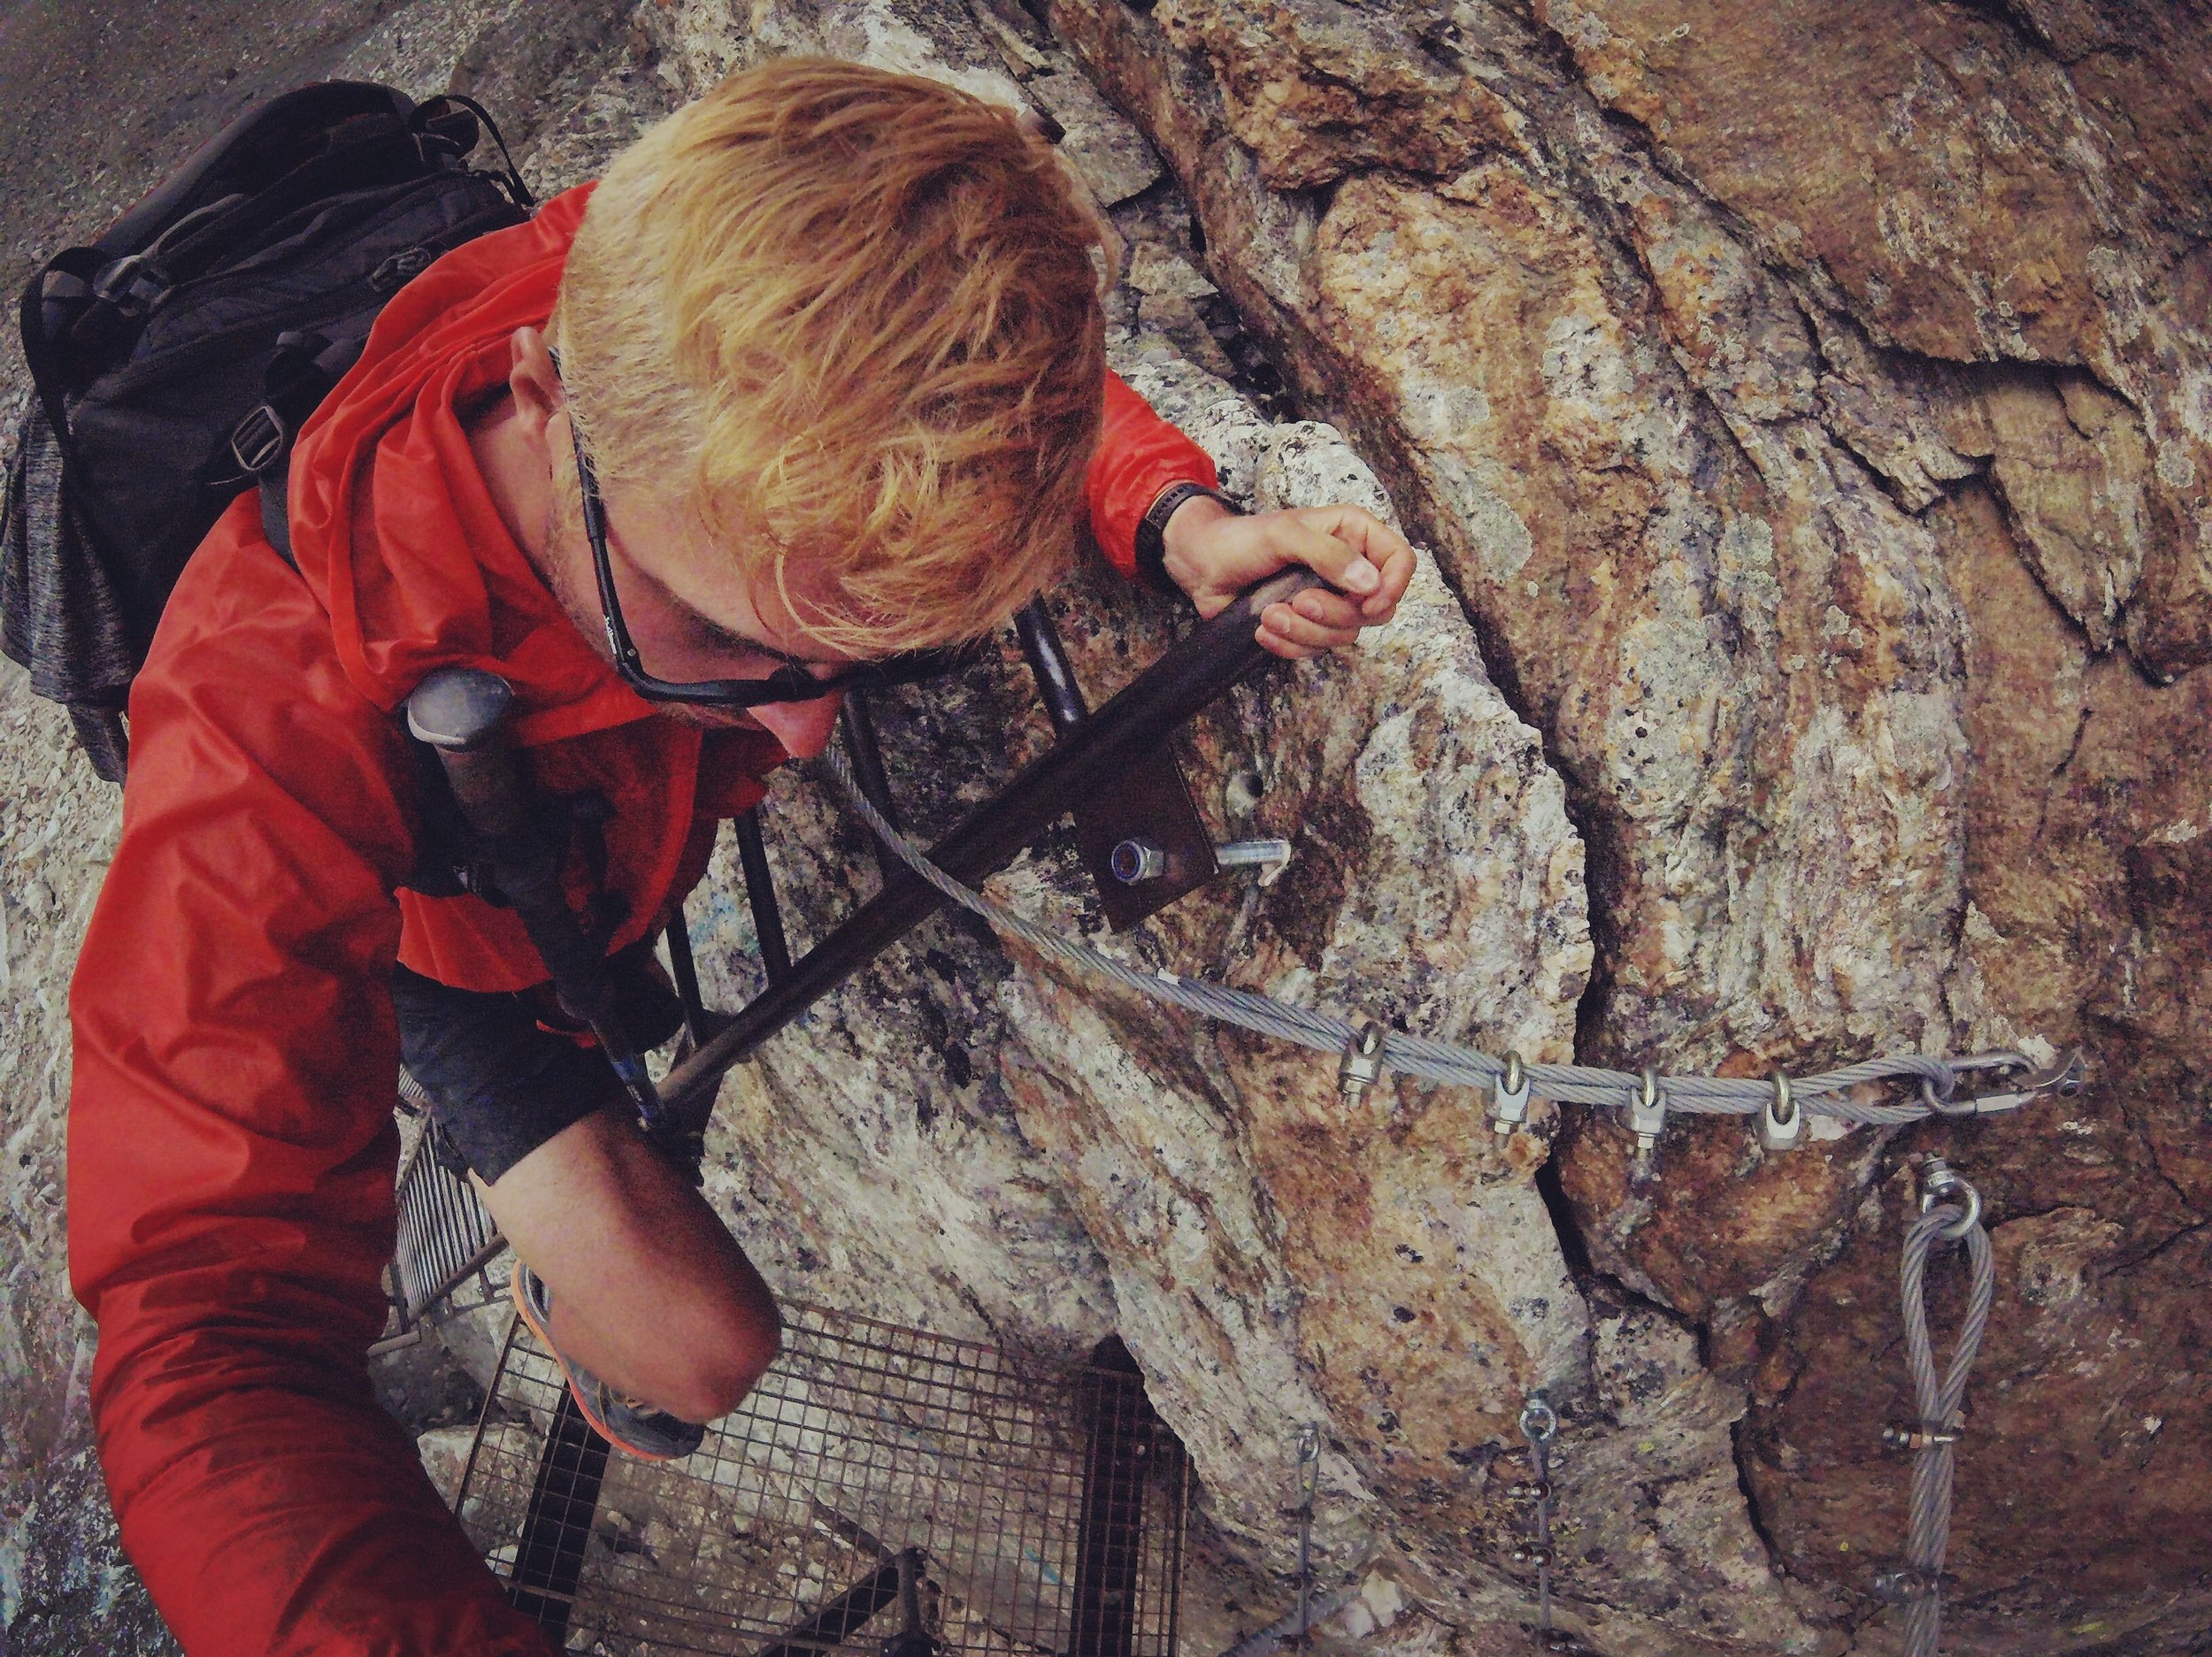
[66,182,1216,1654]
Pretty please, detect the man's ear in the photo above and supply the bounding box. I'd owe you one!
[506,326,565,456]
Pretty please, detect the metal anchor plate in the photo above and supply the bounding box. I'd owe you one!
[1071,741,1220,931]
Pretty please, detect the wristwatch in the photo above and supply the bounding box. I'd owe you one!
[1134,480,1240,595]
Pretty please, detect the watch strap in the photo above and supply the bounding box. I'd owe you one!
[1134,480,1240,595]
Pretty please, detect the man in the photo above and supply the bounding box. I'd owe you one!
[66,58,1413,1654]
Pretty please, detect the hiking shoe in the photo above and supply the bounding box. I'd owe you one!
[510,1263,707,1461]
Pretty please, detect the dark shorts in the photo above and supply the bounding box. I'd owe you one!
[391,947,685,1185]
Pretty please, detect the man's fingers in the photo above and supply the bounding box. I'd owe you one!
[1279,516,1383,597]
[1176,503,1416,650]
[1289,586,1368,633]
[1260,601,1361,657]
[1365,536,1417,616]
[1290,506,1420,611]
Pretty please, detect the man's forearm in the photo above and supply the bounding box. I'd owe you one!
[1083,372,1222,576]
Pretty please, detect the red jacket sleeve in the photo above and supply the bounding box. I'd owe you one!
[65,501,554,1656]
[1085,371,1219,579]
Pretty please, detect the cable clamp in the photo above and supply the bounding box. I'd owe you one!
[1628,1067,1667,1162]
[1338,1021,1386,1108]
[1871,1566,1943,1604]
[1756,1070,1802,1152]
[1491,1051,1532,1135]
[1881,1419,1963,1452]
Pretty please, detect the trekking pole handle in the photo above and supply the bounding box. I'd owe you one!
[404,667,672,1136]
[404,667,532,840]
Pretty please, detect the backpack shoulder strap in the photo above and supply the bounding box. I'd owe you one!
[241,326,370,573]
[260,473,296,572]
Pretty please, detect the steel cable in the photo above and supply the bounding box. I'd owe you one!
[818,756,2023,1654]
[819,752,2033,1124]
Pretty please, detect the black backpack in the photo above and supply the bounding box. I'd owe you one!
[0,81,535,781]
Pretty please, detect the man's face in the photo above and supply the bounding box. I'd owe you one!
[538,405,856,759]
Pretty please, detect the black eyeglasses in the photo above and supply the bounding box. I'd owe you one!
[567,414,971,709]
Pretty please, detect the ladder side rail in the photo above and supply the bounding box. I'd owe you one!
[660,570,1316,1114]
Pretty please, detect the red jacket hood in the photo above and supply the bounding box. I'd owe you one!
[288,180,652,748]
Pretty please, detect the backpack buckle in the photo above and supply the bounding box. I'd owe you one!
[89,253,172,319]
[368,245,437,294]
[230,403,289,477]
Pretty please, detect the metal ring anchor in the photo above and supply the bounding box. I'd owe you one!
[1517,1394,1558,1444]
[1917,1155,1984,1240]
[1938,1186,1984,1240]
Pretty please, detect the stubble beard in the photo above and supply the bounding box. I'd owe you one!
[537,483,768,733]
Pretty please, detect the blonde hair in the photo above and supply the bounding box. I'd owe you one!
[554,58,1110,654]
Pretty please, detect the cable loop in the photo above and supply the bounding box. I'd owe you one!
[1894,1160,1995,1657]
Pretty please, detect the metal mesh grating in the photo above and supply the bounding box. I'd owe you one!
[455,1303,1190,1656]
[392,1121,503,1324]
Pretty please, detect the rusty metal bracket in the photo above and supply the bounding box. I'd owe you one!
[1071,746,1220,931]
[1015,600,1219,932]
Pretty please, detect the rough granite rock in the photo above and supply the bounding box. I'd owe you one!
[4,0,2211,1653]
[1530,0,2212,680]
[1039,0,2212,1649]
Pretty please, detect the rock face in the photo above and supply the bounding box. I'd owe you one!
[1025,0,2212,1645]
[4,1,2210,1654]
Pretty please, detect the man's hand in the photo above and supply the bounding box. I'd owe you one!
[1160,495,1417,660]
